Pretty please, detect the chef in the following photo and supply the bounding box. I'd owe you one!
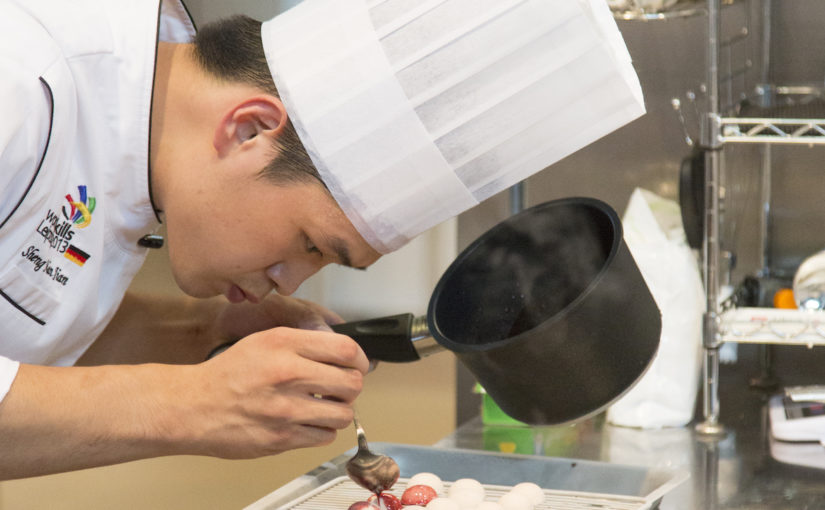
[0,0,644,480]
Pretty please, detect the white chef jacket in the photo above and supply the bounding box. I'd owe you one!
[0,0,195,403]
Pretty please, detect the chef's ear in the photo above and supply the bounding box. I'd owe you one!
[213,95,288,157]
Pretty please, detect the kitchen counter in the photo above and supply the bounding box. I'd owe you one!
[436,345,825,509]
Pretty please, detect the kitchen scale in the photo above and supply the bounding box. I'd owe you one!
[769,386,825,469]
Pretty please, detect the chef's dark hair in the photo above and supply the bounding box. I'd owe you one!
[193,15,322,187]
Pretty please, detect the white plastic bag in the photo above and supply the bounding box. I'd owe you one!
[607,188,704,428]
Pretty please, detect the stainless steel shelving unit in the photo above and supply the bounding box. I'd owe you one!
[611,2,705,20]
[720,307,825,347]
[720,116,825,144]
[697,0,825,435]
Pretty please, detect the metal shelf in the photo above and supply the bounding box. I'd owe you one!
[720,307,825,347]
[720,117,825,144]
[693,0,825,436]
[720,87,825,144]
[611,1,705,20]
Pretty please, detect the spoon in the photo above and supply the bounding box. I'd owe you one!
[345,412,400,494]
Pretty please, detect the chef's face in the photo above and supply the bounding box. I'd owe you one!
[162,173,381,302]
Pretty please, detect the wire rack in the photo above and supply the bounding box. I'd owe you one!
[720,95,825,144]
[282,477,655,510]
[720,307,825,347]
[609,0,705,20]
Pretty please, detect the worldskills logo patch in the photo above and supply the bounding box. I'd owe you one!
[62,185,96,229]
[61,185,95,267]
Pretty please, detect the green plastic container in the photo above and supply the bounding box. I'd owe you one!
[475,384,527,426]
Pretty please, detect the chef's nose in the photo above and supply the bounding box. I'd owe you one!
[265,261,320,296]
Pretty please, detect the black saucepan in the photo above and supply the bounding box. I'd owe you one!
[332,197,661,425]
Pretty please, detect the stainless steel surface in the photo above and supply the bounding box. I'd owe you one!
[441,346,825,509]
[697,0,725,436]
[741,1,825,275]
[509,182,526,216]
[409,316,441,359]
[699,0,825,432]
[246,443,686,510]
[697,347,725,436]
[345,414,400,494]
[759,143,770,275]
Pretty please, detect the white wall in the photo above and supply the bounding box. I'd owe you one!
[295,220,458,320]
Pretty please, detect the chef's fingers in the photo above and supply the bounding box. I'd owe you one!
[288,425,339,449]
[294,395,357,431]
[265,423,345,451]
[288,359,365,405]
[289,329,370,375]
[204,328,369,381]
[230,328,367,402]
[248,385,356,440]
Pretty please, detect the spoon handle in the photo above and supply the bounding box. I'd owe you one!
[353,411,369,451]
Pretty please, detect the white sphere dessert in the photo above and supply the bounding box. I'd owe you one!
[449,489,484,508]
[498,491,533,510]
[408,472,445,494]
[448,478,485,500]
[510,482,544,506]
[426,497,461,510]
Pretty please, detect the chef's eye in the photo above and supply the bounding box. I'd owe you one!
[306,239,321,256]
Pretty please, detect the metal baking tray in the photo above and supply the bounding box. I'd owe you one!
[245,443,688,510]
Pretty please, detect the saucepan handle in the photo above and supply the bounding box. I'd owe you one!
[206,313,429,362]
[332,313,424,362]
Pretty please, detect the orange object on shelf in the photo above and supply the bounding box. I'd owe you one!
[773,288,797,309]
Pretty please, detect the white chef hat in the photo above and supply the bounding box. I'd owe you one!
[262,0,644,253]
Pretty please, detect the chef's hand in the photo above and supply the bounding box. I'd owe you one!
[183,326,369,457]
[176,295,371,457]
[0,326,368,479]
[208,294,379,370]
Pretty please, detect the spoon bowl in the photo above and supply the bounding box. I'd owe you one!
[345,414,400,494]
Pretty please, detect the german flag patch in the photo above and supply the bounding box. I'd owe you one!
[64,244,90,266]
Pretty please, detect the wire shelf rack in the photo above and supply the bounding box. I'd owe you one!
[720,90,825,144]
[720,118,825,144]
[720,307,825,347]
[284,477,655,510]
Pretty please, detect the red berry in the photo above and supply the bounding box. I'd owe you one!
[366,492,403,510]
[401,484,438,506]
[347,501,378,510]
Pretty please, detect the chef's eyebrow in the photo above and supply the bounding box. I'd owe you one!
[328,236,367,270]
